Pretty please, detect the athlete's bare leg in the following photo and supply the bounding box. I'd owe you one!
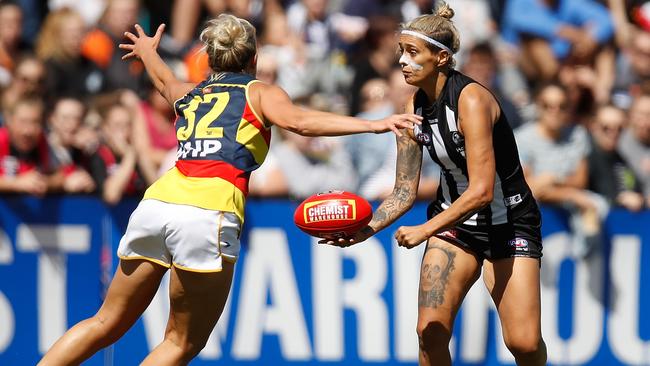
[483,257,547,366]
[38,259,167,365]
[141,261,234,365]
[417,238,482,366]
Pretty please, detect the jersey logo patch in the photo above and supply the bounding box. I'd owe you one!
[508,238,529,252]
[504,194,523,207]
[414,124,432,145]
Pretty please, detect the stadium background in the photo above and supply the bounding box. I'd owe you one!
[0,197,649,365]
[1,0,650,364]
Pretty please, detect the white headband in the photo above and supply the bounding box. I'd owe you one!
[401,30,453,54]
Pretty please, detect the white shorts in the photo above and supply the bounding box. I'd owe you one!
[117,199,241,272]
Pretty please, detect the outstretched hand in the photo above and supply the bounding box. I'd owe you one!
[373,114,422,137]
[318,226,375,247]
[119,24,166,60]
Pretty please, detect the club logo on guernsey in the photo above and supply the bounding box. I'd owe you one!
[508,238,529,252]
[304,200,357,223]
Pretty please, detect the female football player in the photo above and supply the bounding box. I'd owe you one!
[326,3,547,365]
[38,15,421,365]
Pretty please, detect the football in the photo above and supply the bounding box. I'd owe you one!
[293,191,373,239]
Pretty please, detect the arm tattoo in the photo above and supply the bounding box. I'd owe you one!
[369,134,422,230]
[418,242,457,308]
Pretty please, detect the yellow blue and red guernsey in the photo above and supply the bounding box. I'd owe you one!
[143,72,271,223]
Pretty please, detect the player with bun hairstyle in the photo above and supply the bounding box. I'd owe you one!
[325,3,547,365]
[38,15,421,365]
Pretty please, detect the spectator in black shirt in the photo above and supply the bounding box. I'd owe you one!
[588,104,645,211]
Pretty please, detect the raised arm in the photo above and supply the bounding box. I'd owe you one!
[249,82,422,136]
[119,24,195,105]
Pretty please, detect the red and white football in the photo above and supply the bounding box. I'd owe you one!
[293,191,373,239]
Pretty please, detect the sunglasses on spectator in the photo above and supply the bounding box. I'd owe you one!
[540,101,569,111]
[16,74,44,85]
[596,123,623,134]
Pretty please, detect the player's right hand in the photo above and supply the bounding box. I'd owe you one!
[373,114,422,137]
[318,226,375,247]
[119,23,165,60]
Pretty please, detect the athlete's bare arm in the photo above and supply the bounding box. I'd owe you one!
[119,24,196,105]
[248,82,422,136]
[320,94,423,246]
[394,83,499,248]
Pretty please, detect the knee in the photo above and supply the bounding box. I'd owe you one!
[416,319,452,350]
[504,332,544,359]
[166,335,208,362]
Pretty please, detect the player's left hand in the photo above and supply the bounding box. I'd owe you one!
[394,225,430,249]
[119,23,165,60]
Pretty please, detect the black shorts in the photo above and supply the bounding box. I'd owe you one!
[427,201,543,262]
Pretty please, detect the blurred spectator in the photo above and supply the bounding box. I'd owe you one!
[502,0,615,82]
[613,28,650,107]
[345,68,439,200]
[271,129,357,199]
[48,0,104,26]
[515,82,604,257]
[618,93,650,206]
[47,97,97,193]
[89,101,157,205]
[0,95,62,195]
[346,77,394,199]
[168,0,273,52]
[81,0,148,93]
[120,88,177,171]
[349,15,398,115]
[401,0,434,21]
[36,8,104,101]
[588,104,645,211]
[0,0,28,86]
[0,55,45,119]
[461,41,524,129]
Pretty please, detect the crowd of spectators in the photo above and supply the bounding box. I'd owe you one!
[1,0,649,254]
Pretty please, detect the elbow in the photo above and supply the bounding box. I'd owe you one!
[102,189,121,206]
[468,187,493,210]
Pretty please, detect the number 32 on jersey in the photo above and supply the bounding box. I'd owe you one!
[176,92,228,158]
[177,92,228,140]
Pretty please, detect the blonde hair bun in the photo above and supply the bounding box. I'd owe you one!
[434,1,455,20]
[200,14,257,72]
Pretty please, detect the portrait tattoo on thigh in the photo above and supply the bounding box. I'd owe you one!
[418,243,457,308]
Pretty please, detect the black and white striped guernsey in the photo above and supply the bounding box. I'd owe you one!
[413,70,534,227]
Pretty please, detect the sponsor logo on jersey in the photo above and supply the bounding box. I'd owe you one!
[504,194,523,207]
[414,124,432,145]
[508,238,529,252]
[304,200,356,223]
[177,139,223,159]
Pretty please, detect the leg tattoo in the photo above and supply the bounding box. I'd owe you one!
[418,243,457,308]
